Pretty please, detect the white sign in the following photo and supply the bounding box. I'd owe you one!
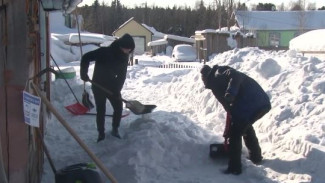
[23,91,41,127]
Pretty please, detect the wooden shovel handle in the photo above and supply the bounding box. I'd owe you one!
[88,80,127,103]
[31,82,118,183]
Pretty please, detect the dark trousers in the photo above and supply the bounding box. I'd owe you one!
[228,122,261,171]
[92,87,123,134]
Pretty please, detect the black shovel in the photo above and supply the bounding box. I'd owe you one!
[82,82,94,110]
[89,80,156,115]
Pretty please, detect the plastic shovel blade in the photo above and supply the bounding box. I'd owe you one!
[82,91,94,110]
[125,100,157,115]
[65,103,89,115]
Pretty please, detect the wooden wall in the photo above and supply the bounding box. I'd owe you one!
[0,0,44,182]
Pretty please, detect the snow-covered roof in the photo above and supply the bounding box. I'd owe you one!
[164,34,195,43]
[195,26,240,35]
[145,25,195,46]
[147,39,168,46]
[112,17,153,35]
[41,0,81,13]
[68,33,116,44]
[142,24,165,39]
[147,34,195,47]
[235,10,325,31]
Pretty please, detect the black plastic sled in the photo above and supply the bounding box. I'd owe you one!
[55,163,102,183]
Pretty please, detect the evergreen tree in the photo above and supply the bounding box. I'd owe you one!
[319,6,325,10]
[255,3,276,11]
[236,2,248,11]
[78,1,236,37]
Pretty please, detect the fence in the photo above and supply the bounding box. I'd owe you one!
[156,63,199,69]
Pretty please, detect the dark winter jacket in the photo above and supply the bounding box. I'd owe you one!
[80,34,135,94]
[203,65,271,124]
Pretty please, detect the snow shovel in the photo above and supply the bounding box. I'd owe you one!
[89,80,157,115]
[50,55,90,115]
[29,67,89,115]
[82,82,94,110]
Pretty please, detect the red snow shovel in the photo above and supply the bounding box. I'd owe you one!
[65,103,89,115]
[62,82,89,115]
[29,67,89,115]
[60,80,89,115]
[50,55,90,115]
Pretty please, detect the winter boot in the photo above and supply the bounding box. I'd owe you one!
[111,128,121,139]
[223,166,242,175]
[248,154,263,164]
[97,132,105,143]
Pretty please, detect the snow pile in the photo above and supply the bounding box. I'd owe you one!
[41,12,325,183]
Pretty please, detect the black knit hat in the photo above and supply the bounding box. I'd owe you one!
[118,33,135,50]
[200,65,212,77]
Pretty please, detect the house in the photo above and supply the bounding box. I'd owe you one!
[194,28,239,61]
[235,10,325,50]
[144,24,195,56]
[112,17,153,55]
[0,0,80,182]
[148,34,195,56]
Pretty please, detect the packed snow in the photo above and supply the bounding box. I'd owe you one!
[40,12,325,183]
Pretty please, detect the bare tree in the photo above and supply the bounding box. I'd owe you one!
[215,0,222,30]
[222,0,234,31]
[290,0,308,35]
[290,0,305,11]
[277,3,286,11]
[306,3,316,10]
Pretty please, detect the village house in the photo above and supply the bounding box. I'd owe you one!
[235,10,325,50]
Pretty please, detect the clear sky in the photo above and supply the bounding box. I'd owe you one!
[78,0,324,9]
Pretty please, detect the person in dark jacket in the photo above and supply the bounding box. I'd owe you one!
[201,64,271,175]
[80,33,135,142]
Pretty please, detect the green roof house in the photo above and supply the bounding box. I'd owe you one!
[235,10,325,50]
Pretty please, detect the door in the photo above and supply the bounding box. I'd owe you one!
[133,36,145,55]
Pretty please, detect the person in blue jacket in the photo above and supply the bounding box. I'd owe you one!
[201,64,271,175]
[80,33,135,142]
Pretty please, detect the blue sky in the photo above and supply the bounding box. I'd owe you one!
[78,0,324,9]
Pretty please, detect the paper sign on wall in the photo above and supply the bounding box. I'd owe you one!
[23,91,41,127]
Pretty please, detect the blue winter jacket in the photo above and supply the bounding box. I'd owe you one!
[205,65,271,124]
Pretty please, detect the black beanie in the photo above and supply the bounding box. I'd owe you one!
[118,33,135,50]
[200,65,212,77]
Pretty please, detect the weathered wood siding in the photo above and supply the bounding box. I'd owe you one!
[0,0,45,182]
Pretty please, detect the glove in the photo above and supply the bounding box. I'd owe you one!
[81,74,90,81]
[224,93,235,103]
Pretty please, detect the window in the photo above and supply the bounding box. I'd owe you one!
[269,32,280,47]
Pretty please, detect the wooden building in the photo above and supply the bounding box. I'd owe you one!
[113,17,154,55]
[194,30,233,61]
[0,0,79,182]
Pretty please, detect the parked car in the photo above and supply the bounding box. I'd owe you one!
[171,44,197,62]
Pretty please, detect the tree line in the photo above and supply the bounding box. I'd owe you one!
[77,0,324,37]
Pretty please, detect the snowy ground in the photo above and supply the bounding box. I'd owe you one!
[41,46,325,183]
[40,11,325,183]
